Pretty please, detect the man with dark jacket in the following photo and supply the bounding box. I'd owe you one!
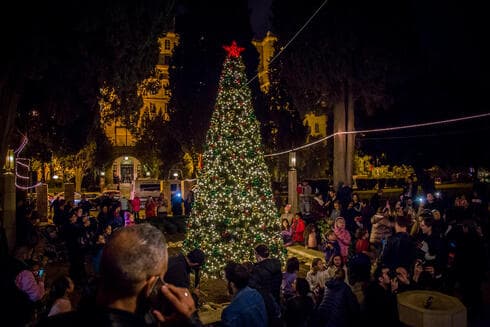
[164,249,205,289]
[315,268,359,327]
[363,265,399,327]
[249,244,282,326]
[249,244,282,303]
[381,215,416,270]
[221,261,267,327]
[164,248,205,308]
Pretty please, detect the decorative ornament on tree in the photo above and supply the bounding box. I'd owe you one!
[223,40,245,58]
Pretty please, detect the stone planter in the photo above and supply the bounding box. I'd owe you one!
[397,290,466,327]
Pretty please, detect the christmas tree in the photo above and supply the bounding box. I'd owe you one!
[183,41,284,278]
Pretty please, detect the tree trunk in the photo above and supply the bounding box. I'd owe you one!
[346,91,355,187]
[0,83,20,169]
[333,101,346,189]
[75,168,83,193]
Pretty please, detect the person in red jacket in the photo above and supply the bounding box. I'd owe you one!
[355,228,370,254]
[131,196,141,220]
[291,213,306,244]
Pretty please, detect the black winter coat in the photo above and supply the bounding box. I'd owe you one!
[315,279,360,327]
[381,232,416,270]
[249,258,282,303]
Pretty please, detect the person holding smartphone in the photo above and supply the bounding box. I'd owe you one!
[38,224,202,327]
[14,248,46,303]
[1,246,46,326]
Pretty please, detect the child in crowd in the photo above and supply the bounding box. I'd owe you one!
[304,223,318,249]
[325,254,348,283]
[355,228,370,254]
[124,211,135,226]
[282,257,300,302]
[291,213,306,244]
[322,230,341,264]
[281,219,293,246]
[334,217,351,261]
[47,275,74,317]
[306,258,329,302]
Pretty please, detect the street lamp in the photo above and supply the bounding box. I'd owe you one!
[99,170,106,191]
[52,174,61,191]
[168,169,182,180]
[288,151,298,214]
[289,152,297,168]
[5,149,14,171]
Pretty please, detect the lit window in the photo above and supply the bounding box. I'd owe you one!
[164,39,171,50]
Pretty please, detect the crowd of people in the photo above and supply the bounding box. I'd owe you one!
[1,191,200,326]
[277,179,489,326]
[1,178,489,326]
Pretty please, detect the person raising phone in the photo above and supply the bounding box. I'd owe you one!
[39,224,202,326]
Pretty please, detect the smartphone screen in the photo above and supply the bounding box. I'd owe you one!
[38,269,44,278]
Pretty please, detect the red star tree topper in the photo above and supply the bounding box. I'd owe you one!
[223,40,245,58]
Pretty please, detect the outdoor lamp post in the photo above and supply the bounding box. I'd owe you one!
[1,149,16,252]
[289,151,296,168]
[5,149,14,171]
[288,151,298,214]
[100,170,106,190]
[168,169,182,180]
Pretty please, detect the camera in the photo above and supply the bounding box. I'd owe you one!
[388,270,397,280]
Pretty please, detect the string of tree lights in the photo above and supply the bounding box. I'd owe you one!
[183,42,285,278]
[13,134,43,190]
[264,112,490,158]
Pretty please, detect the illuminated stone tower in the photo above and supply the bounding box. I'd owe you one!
[252,31,277,94]
[102,32,179,187]
[104,32,179,147]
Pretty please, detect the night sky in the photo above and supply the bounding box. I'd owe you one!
[175,0,490,169]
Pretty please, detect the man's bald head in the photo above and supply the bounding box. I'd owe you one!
[100,224,168,296]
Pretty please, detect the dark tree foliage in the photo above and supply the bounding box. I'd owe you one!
[272,0,490,167]
[134,113,183,179]
[271,0,415,114]
[254,56,308,181]
[271,0,418,184]
[255,60,307,152]
[1,0,175,162]
[168,0,258,161]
